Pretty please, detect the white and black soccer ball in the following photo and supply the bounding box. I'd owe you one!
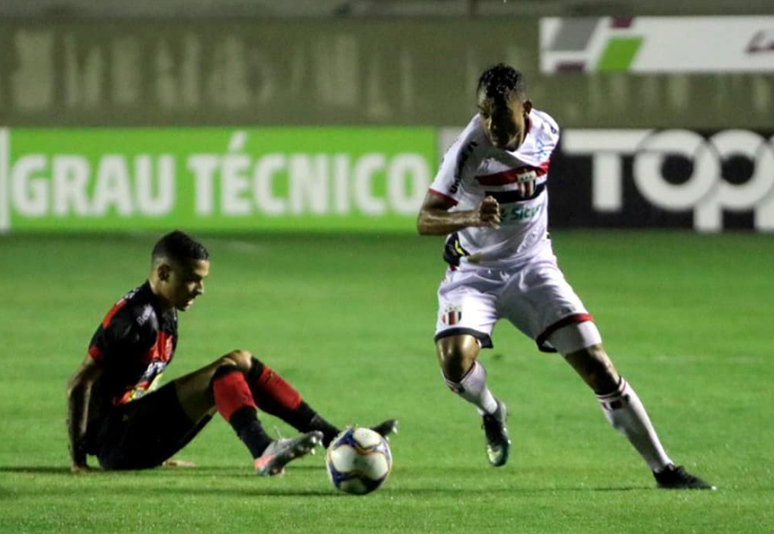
[326,426,392,495]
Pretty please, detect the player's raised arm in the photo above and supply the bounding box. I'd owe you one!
[417,192,500,235]
[66,356,103,472]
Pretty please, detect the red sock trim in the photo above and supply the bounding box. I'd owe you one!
[213,369,258,422]
[252,366,303,414]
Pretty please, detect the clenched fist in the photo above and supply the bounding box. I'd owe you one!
[474,196,501,229]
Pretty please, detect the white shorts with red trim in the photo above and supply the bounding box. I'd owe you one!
[434,246,598,353]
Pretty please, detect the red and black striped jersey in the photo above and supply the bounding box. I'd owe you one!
[87,282,178,423]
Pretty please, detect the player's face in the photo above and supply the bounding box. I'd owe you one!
[163,259,210,312]
[478,93,531,150]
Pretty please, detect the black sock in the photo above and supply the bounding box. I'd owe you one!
[310,415,342,447]
[286,401,340,446]
[245,356,340,446]
[228,406,273,458]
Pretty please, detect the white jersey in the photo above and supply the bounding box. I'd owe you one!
[429,109,560,267]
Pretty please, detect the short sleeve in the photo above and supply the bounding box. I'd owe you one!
[523,110,560,166]
[429,117,487,205]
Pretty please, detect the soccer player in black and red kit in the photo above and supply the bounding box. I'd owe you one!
[67,230,396,475]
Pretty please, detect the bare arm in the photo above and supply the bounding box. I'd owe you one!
[67,357,103,472]
[416,192,501,235]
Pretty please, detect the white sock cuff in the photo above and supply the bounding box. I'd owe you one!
[442,361,497,415]
[442,361,485,390]
[459,360,486,388]
[597,377,627,398]
[596,378,630,409]
[443,373,463,393]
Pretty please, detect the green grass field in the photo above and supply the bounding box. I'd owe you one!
[1,231,772,533]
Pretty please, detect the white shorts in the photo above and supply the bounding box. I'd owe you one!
[434,248,599,353]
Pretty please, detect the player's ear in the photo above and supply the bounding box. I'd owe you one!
[157,263,171,282]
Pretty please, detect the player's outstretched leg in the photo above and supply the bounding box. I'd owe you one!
[211,364,320,476]
[596,376,715,490]
[244,355,397,447]
[556,332,714,490]
[437,335,510,467]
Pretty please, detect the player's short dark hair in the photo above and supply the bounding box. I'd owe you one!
[477,63,526,103]
[152,230,209,264]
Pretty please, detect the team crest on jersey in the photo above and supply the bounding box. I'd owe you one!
[441,304,462,326]
[516,168,537,183]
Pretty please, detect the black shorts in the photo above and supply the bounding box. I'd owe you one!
[93,382,211,470]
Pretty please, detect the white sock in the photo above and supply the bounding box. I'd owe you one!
[597,378,673,472]
[443,361,498,415]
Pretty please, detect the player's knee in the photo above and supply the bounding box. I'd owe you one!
[211,363,241,382]
[436,336,479,382]
[220,349,253,372]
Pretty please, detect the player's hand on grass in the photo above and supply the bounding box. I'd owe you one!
[70,463,92,474]
[474,196,501,229]
[162,458,197,468]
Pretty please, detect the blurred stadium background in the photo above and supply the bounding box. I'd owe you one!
[1,2,773,533]
[2,0,774,232]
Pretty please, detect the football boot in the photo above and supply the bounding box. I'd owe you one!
[654,464,716,490]
[254,430,323,476]
[482,400,511,467]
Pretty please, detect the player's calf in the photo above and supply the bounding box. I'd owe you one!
[212,365,273,459]
[562,343,619,395]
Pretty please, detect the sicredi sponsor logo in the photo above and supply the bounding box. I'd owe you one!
[562,129,774,232]
[501,203,543,224]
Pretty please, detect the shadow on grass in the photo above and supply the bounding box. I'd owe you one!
[5,466,707,494]
[4,483,653,499]
[148,484,655,496]
[381,485,651,495]
[0,468,653,498]
[0,465,325,476]
[1,484,337,498]
[0,466,72,474]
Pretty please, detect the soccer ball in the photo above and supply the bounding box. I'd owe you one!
[326,426,392,495]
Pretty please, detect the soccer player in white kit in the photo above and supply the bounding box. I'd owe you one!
[417,63,713,490]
